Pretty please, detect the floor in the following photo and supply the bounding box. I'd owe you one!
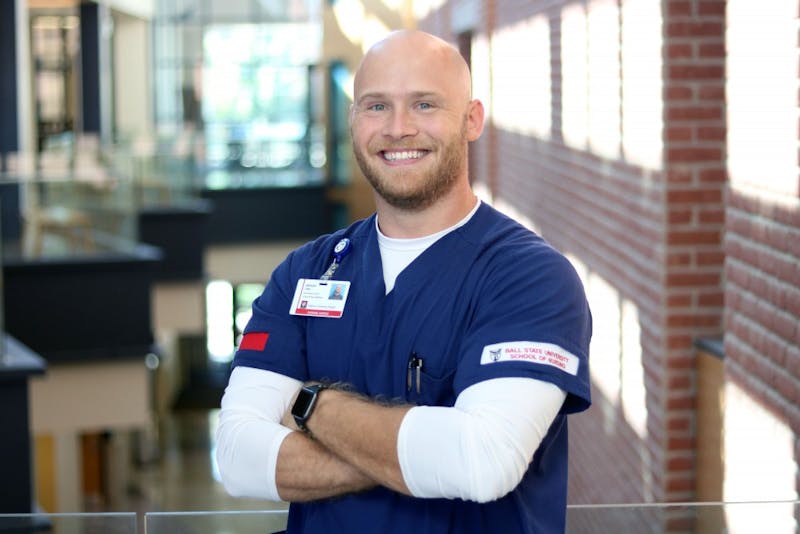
[92,407,289,532]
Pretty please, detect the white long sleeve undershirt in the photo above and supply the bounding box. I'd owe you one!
[215,367,565,502]
[216,367,301,500]
[398,377,565,502]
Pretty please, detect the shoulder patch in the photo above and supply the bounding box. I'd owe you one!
[480,341,579,376]
[240,332,269,351]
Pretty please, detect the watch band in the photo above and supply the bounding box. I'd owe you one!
[291,383,328,433]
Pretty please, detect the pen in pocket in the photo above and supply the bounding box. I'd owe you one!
[407,352,423,394]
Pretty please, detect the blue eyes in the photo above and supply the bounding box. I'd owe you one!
[365,103,434,112]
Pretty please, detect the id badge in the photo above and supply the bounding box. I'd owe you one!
[289,278,350,318]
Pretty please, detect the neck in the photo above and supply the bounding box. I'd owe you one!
[375,184,477,238]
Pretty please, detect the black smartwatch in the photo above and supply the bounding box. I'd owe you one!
[291,383,328,433]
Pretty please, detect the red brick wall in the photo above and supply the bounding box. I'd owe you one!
[418,0,732,507]
[725,193,800,415]
[662,0,727,503]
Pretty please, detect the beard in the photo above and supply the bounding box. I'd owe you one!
[352,118,469,211]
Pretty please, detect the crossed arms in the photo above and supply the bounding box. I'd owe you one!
[216,366,566,503]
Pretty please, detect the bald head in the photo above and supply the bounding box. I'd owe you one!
[353,30,473,107]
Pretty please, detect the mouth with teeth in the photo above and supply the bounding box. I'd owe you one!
[380,149,430,163]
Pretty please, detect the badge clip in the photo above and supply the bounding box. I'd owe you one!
[320,238,352,280]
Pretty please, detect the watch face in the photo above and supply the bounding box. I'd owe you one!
[292,388,316,419]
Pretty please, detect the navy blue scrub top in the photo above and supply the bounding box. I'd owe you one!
[234,202,592,534]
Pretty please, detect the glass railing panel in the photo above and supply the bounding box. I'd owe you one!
[0,512,137,533]
[3,502,794,533]
[104,133,202,207]
[566,500,799,533]
[1,172,141,259]
[145,510,289,534]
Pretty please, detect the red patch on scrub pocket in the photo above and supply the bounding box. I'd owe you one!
[240,332,269,351]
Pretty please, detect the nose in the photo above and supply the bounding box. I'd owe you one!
[383,108,417,139]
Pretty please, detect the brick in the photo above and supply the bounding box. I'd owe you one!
[772,312,798,342]
[697,126,726,141]
[785,286,800,316]
[697,250,725,265]
[698,291,724,306]
[764,279,787,309]
[667,271,720,285]
[668,229,722,245]
[667,105,723,121]
[698,1,727,16]
[667,168,694,182]
[758,333,789,366]
[775,374,800,406]
[668,209,693,224]
[667,373,692,388]
[763,227,791,257]
[725,211,749,234]
[699,42,726,58]
[667,0,693,16]
[666,21,724,38]
[667,42,694,59]
[668,188,723,203]
[666,85,694,99]
[666,147,723,163]
[698,83,726,100]
[668,64,725,80]
[667,435,695,450]
[698,207,725,224]
[667,417,692,432]
[667,313,722,327]
[667,335,694,350]
[787,345,800,375]
[668,294,693,307]
[776,255,800,286]
[666,354,695,369]
[699,168,727,182]
[666,126,693,142]
[667,455,694,470]
[762,220,791,247]
[787,228,800,257]
[749,222,768,242]
[724,241,744,263]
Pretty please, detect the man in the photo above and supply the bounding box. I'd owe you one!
[216,30,592,533]
[329,284,344,300]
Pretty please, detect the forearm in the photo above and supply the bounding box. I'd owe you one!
[303,389,413,495]
[281,377,564,503]
[218,367,377,502]
[275,430,376,501]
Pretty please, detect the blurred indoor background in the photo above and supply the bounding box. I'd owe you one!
[1,0,798,532]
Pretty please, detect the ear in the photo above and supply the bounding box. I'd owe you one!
[465,99,485,142]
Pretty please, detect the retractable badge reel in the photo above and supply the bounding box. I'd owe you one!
[321,238,352,280]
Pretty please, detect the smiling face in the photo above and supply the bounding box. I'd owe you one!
[350,31,484,212]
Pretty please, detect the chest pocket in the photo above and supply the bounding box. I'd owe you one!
[404,350,457,407]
